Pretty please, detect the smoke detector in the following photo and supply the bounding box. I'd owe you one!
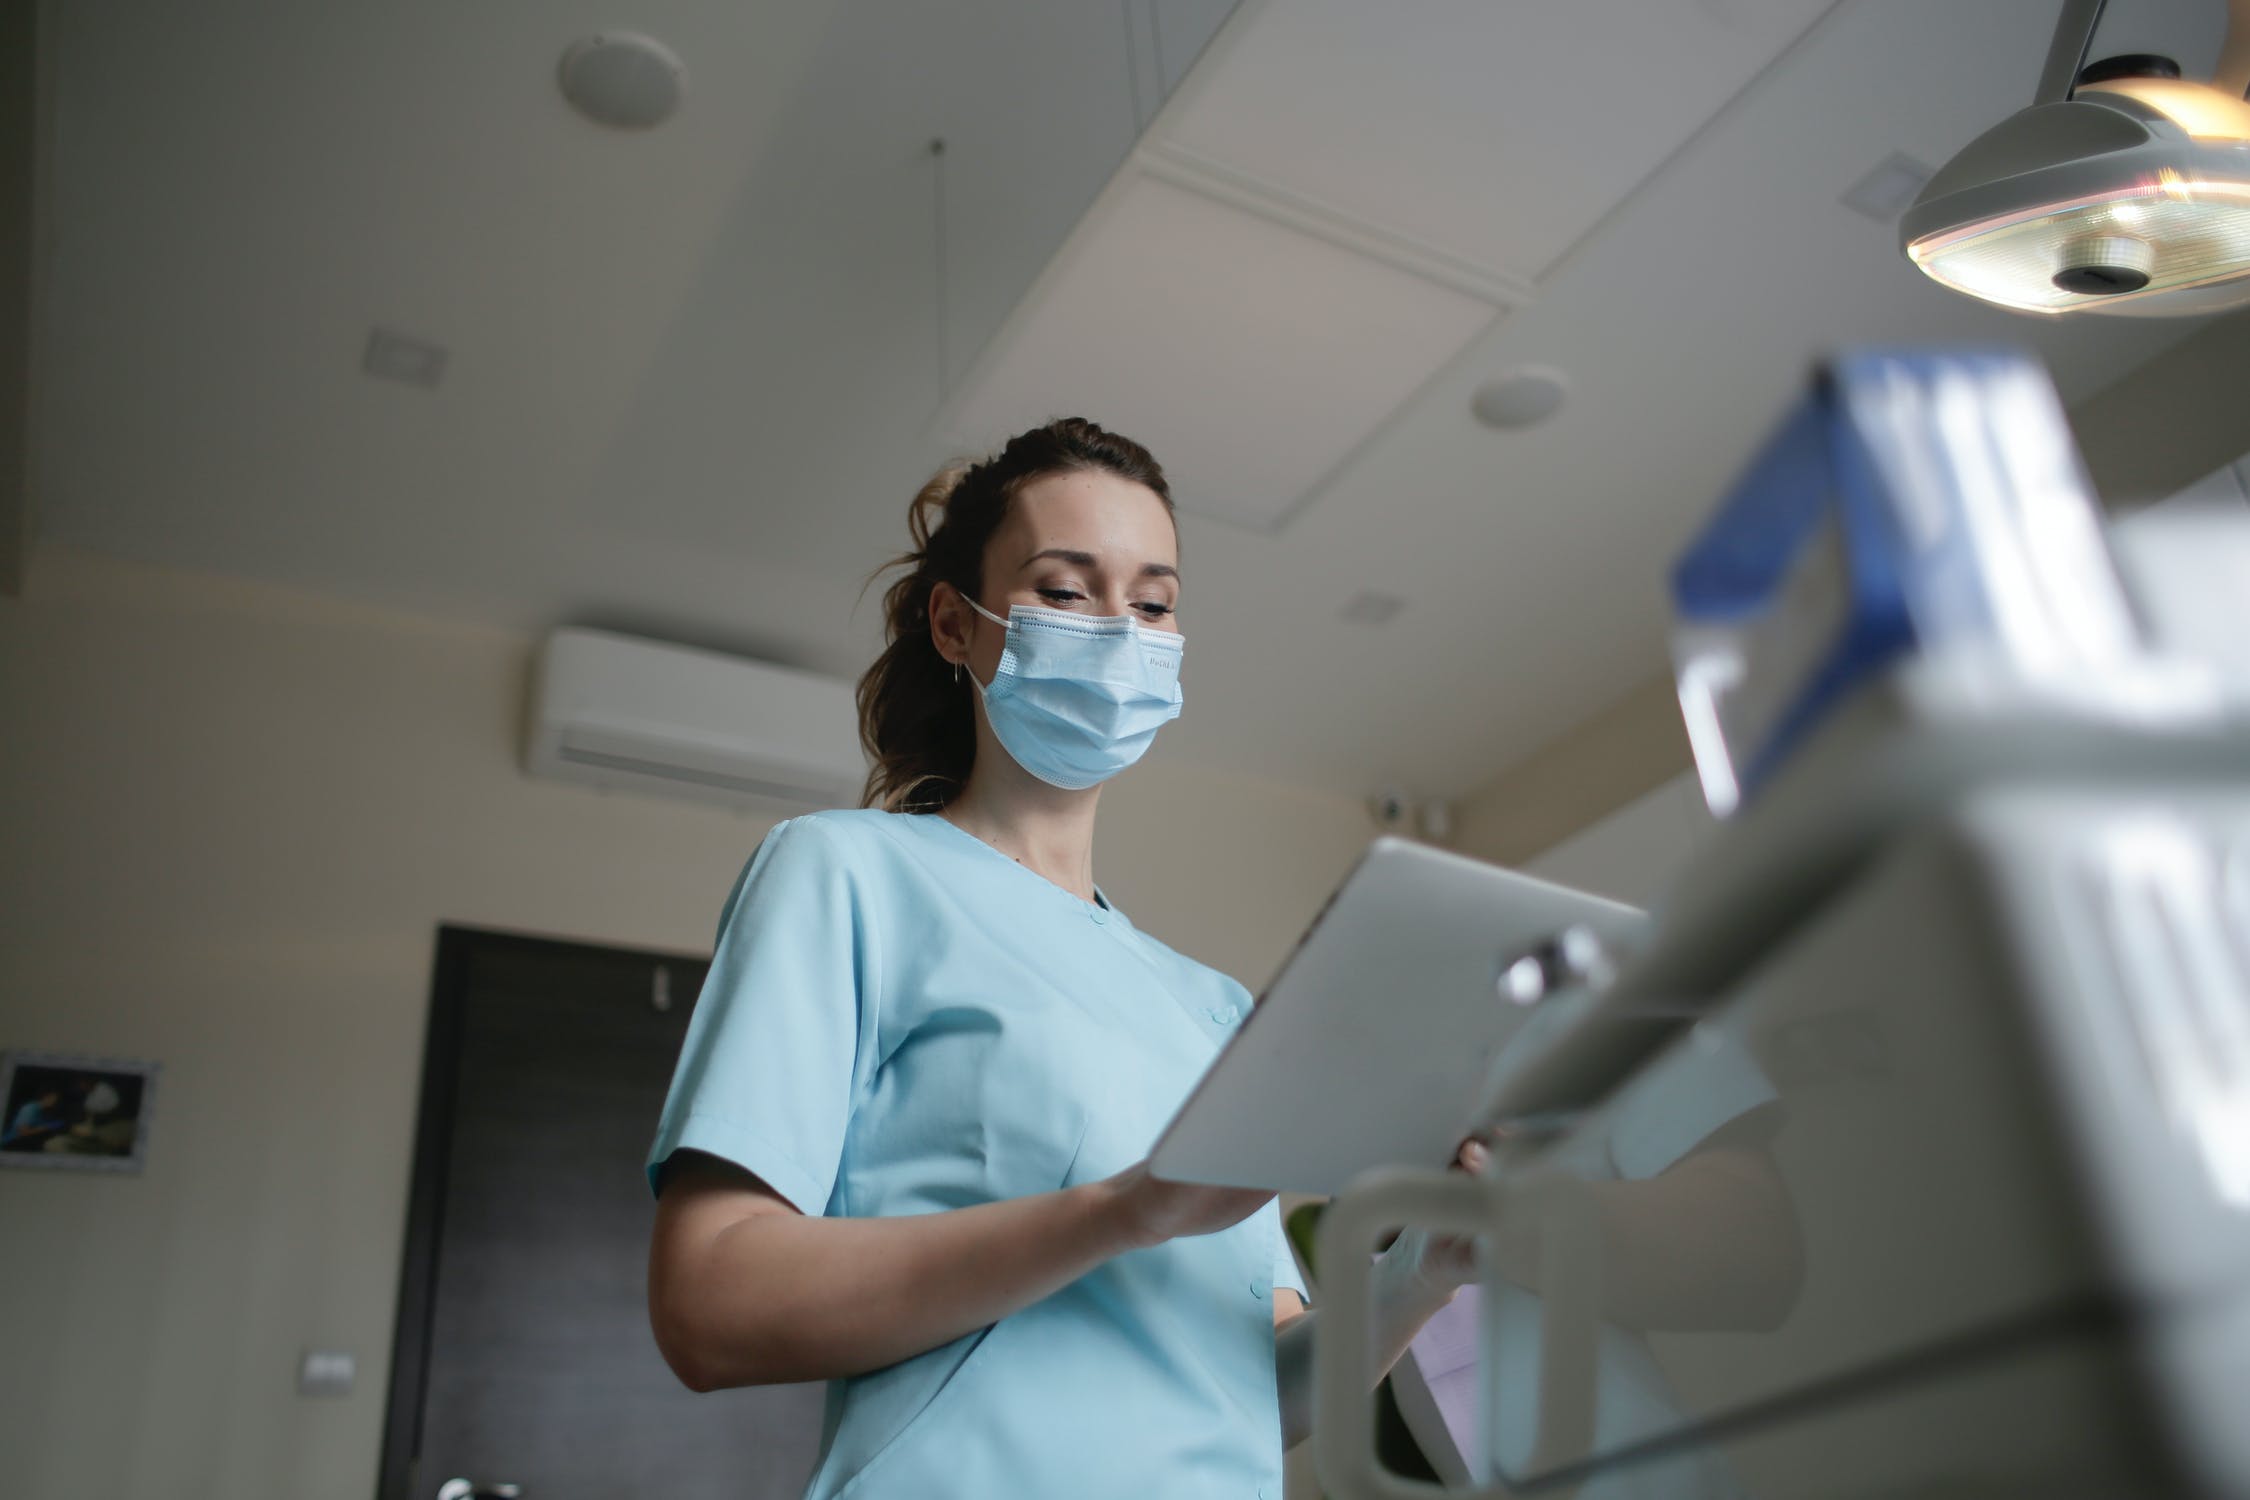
[558,33,686,130]
[1901,0,2250,317]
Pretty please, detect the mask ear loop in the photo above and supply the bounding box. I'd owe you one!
[960,594,1008,690]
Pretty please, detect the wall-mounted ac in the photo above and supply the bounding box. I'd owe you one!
[526,627,865,811]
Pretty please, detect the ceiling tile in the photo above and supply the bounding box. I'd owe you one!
[939,171,1500,532]
[1158,0,1842,279]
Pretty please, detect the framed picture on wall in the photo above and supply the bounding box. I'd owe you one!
[0,1051,161,1173]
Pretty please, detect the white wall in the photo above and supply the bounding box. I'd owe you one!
[1522,771,1713,908]
[0,546,1375,1500]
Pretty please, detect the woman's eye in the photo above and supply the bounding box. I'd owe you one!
[1036,588,1087,605]
[1134,602,1176,619]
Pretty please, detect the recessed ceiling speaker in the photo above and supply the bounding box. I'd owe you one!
[1901,0,2250,317]
[1470,366,1570,430]
[558,32,686,130]
[1339,590,1406,626]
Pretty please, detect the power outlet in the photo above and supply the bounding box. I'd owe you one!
[298,1349,355,1397]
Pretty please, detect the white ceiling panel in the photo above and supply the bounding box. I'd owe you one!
[1159,0,1843,279]
[939,171,1500,532]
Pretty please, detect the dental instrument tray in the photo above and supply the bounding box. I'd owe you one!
[1470,650,2250,1140]
[1669,347,2144,816]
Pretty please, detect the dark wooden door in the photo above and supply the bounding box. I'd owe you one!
[380,927,825,1500]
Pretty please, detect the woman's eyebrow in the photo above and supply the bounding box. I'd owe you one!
[1021,547,1098,569]
[1020,547,1180,582]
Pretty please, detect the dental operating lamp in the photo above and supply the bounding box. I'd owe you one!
[1902,0,2250,315]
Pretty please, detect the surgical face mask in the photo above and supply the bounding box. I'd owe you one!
[965,596,1184,790]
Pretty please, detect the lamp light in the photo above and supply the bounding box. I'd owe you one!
[1901,0,2250,317]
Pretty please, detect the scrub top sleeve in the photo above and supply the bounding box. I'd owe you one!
[646,817,878,1214]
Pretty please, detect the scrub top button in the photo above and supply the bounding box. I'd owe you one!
[1251,1279,1267,1301]
[1088,905,1108,926]
[1208,1005,1237,1024]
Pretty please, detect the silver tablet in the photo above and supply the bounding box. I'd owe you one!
[1147,836,1646,1196]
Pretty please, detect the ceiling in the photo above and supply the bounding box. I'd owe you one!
[30,0,2239,803]
[935,0,1850,533]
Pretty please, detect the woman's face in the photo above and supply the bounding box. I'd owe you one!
[950,468,1180,685]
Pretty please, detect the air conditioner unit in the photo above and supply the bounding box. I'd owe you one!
[526,627,866,811]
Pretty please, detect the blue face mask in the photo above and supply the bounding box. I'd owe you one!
[966,597,1185,790]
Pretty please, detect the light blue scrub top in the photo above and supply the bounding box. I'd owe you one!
[647,809,1306,1500]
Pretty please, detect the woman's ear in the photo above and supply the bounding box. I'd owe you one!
[927,580,973,668]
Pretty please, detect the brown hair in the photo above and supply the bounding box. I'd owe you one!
[857,417,1175,812]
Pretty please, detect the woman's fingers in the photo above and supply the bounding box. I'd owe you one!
[1410,1138,1494,1290]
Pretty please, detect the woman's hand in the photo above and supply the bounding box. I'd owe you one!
[1389,1136,1494,1298]
[1099,1160,1275,1250]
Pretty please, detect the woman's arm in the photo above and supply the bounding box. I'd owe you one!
[648,1151,1274,1390]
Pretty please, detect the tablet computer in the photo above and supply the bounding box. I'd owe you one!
[1146,836,1646,1196]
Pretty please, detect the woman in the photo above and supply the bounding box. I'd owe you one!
[645,417,1477,1500]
